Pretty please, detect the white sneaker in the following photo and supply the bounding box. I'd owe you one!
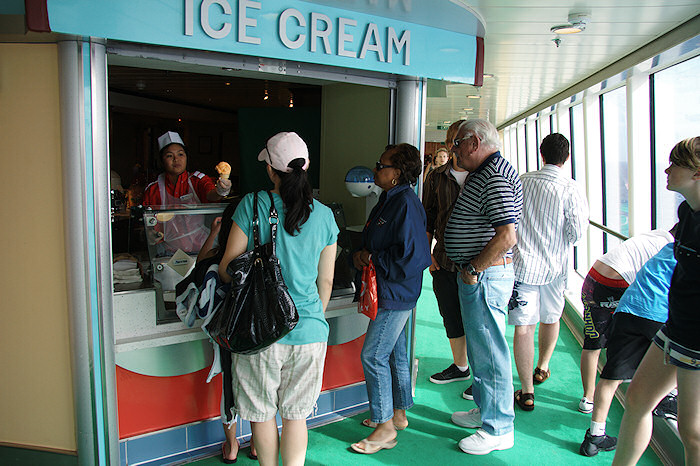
[579,397,594,414]
[451,408,482,428]
[459,428,514,455]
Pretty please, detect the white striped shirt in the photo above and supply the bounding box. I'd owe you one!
[513,164,589,285]
[444,153,523,265]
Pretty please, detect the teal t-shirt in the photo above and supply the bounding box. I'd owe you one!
[232,191,339,345]
[615,242,675,323]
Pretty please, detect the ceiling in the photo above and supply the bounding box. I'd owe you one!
[425,0,700,141]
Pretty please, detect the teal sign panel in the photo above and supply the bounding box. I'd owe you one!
[45,0,479,83]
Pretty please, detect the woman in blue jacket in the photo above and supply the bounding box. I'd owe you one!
[351,143,432,454]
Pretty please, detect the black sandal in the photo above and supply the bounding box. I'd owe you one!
[515,389,535,411]
[533,367,550,384]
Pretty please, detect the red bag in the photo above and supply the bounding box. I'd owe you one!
[359,260,378,320]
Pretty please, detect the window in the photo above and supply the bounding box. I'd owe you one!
[652,55,700,230]
[570,103,588,273]
[601,87,629,241]
[517,123,527,174]
[526,117,538,172]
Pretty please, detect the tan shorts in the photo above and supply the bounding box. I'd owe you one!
[230,342,327,422]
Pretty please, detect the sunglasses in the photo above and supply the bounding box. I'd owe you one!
[375,161,395,170]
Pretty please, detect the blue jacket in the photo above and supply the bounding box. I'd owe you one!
[361,184,431,309]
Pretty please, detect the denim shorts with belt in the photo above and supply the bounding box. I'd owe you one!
[457,259,515,436]
[360,307,414,424]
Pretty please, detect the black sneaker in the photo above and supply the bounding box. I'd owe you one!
[580,429,617,457]
[653,393,678,421]
[462,385,473,400]
[429,364,470,384]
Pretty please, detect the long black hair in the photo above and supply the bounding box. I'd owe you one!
[272,158,313,235]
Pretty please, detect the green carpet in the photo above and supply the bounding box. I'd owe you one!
[194,271,662,465]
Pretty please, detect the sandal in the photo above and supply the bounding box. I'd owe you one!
[362,418,408,430]
[351,438,397,454]
[514,389,535,411]
[222,441,238,464]
[533,367,550,385]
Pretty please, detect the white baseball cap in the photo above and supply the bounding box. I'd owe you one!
[257,132,310,173]
[158,131,185,151]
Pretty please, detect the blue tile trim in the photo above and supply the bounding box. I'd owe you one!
[125,428,185,465]
[187,419,224,450]
[119,383,369,465]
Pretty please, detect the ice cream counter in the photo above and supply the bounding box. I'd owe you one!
[112,202,369,444]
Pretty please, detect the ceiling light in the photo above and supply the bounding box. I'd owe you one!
[264,89,269,101]
[289,94,294,108]
[483,73,494,79]
[467,95,481,99]
[550,13,590,35]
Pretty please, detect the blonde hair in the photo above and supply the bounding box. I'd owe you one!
[669,137,700,171]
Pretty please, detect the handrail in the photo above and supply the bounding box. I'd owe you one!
[589,220,629,241]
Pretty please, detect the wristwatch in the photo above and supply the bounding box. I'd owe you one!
[465,262,478,276]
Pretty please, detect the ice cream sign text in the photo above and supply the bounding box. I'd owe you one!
[184,0,411,65]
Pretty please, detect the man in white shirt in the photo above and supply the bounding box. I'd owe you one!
[510,133,589,411]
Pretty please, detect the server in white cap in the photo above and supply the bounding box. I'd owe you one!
[143,131,232,206]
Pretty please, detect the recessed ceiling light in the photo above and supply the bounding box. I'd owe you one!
[551,13,590,34]
[467,95,481,99]
[483,73,494,79]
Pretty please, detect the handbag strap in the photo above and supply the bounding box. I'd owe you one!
[266,191,279,256]
[252,191,260,248]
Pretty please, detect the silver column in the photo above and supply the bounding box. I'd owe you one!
[394,76,427,393]
[58,38,118,466]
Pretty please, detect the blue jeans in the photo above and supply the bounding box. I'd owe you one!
[361,308,414,423]
[457,263,515,436]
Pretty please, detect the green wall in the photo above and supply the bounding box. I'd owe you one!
[238,107,321,194]
[319,83,390,226]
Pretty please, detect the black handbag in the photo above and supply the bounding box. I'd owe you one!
[207,191,298,354]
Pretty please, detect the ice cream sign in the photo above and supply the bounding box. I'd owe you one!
[40,0,480,83]
[184,0,410,65]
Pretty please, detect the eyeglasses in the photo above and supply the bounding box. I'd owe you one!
[453,134,476,148]
[375,161,395,171]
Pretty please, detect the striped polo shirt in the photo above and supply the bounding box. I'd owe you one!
[444,152,523,266]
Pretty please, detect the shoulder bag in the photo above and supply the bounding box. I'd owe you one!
[207,191,298,354]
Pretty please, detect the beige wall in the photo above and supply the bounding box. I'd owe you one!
[319,83,390,226]
[0,44,75,451]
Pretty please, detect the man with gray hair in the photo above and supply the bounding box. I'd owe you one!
[444,119,523,455]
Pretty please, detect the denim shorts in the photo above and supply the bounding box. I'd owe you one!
[653,326,700,371]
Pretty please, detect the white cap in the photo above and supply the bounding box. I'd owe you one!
[257,132,310,173]
[158,131,185,151]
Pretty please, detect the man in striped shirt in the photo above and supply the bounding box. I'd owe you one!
[510,133,588,412]
[445,119,523,455]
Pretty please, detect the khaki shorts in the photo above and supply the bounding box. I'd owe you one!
[231,341,327,422]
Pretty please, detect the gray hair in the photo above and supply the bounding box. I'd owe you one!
[457,119,501,152]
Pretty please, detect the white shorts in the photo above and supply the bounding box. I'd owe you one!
[508,277,566,326]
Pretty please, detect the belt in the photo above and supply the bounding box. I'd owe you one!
[459,257,512,272]
[489,257,512,268]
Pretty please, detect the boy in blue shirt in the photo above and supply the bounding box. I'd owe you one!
[580,242,676,456]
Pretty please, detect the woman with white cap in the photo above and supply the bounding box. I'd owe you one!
[219,132,339,466]
[143,131,231,206]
